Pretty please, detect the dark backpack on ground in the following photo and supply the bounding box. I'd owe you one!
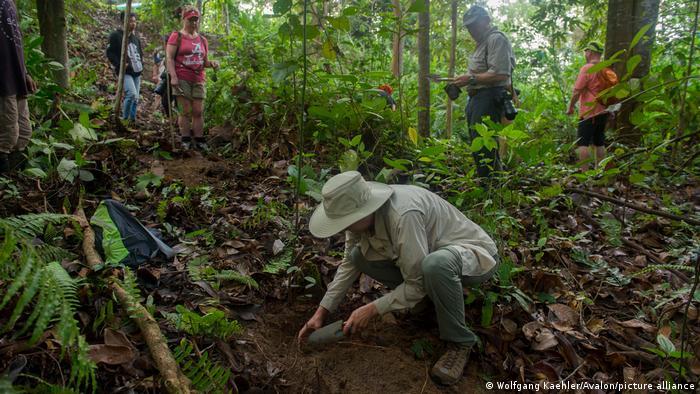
[90,199,174,267]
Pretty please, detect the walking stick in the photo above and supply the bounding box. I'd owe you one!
[165,72,176,150]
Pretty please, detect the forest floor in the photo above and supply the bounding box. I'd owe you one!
[1,3,699,394]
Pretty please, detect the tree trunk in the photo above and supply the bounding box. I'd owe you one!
[446,0,457,138]
[113,0,132,122]
[391,0,403,78]
[197,0,203,15]
[605,0,660,145]
[224,1,230,35]
[417,0,430,138]
[36,0,70,89]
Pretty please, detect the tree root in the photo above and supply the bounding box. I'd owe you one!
[75,207,192,394]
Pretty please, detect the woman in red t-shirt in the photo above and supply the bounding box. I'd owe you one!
[166,6,219,150]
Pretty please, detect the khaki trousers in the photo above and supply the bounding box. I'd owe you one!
[0,96,31,154]
[349,247,499,345]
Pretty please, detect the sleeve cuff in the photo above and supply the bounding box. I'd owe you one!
[372,296,392,316]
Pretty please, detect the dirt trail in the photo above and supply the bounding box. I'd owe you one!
[241,302,490,393]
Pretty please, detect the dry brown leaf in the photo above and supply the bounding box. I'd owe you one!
[548,303,578,332]
[619,319,656,333]
[88,344,135,365]
[586,318,606,335]
[532,328,559,351]
[522,321,542,340]
[501,318,518,336]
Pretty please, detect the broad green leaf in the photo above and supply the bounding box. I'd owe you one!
[57,158,77,182]
[407,0,427,13]
[419,145,446,157]
[657,334,675,355]
[69,123,97,143]
[321,39,336,60]
[273,0,292,15]
[24,167,47,179]
[78,170,94,182]
[48,61,64,70]
[328,16,350,31]
[629,172,645,185]
[626,55,642,75]
[629,24,652,50]
[342,6,358,16]
[407,127,418,145]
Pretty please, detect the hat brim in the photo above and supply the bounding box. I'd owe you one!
[309,182,393,238]
[463,17,479,27]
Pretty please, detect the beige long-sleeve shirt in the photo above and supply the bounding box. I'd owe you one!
[319,185,498,315]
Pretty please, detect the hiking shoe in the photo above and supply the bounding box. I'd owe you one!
[8,150,27,171]
[181,136,192,150]
[0,153,9,175]
[430,342,471,386]
[194,138,208,151]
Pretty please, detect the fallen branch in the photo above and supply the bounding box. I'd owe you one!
[565,187,700,226]
[622,238,690,282]
[75,207,192,394]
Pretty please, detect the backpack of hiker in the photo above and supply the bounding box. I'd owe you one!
[595,66,619,107]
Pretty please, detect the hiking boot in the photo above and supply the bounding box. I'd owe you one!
[0,153,9,175]
[430,342,471,386]
[181,136,192,150]
[194,137,208,151]
[8,150,27,171]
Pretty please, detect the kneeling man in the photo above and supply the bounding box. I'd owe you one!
[298,171,499,386]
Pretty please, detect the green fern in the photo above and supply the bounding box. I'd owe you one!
[632,264,696,277]
[0,213,73,240]
[187,256,259,289]
[173,339,233,394]
[0,234,96,393]
[116,267,144,319]
[163,305,243,340]
[216,270,259,289]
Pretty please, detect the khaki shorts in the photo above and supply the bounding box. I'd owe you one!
[0,95,31,154]
[173,80,206,100]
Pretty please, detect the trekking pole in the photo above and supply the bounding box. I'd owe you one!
[165,72,176,150]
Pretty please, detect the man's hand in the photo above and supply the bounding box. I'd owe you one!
[297,306,329,344]
[453,74,473,88]
[343,303,378,336]
[209,60,220,70]
[26,75,37,94]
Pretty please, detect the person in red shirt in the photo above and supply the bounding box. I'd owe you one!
[567,41,609,171]
[166,6,219,150]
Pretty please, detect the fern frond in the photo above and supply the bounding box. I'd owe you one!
[216,270,259,289]
[173,339,233,394]
[117,267,144,319]
[0,213,73,240]
[164,305,243,340]
[0,228,17,278]
[69,335,97,392]
[632,264,696,277]
[0,244,37,310]
[35,243,76,264]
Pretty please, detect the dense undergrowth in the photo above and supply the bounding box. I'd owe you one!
[1,0,699,392]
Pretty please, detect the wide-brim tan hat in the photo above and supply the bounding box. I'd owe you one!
[309,171,393,238]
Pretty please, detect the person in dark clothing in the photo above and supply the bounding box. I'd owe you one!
[0,0,37,174]
[106,12,144,124]
[453,5,515,180]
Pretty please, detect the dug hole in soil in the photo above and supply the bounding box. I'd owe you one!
[243,301,488,393]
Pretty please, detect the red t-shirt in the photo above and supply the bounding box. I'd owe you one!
[573,62,606,119]
[167,32,208,83]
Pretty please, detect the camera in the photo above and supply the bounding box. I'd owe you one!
[500,90,518,121]
[444,83,461,101]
